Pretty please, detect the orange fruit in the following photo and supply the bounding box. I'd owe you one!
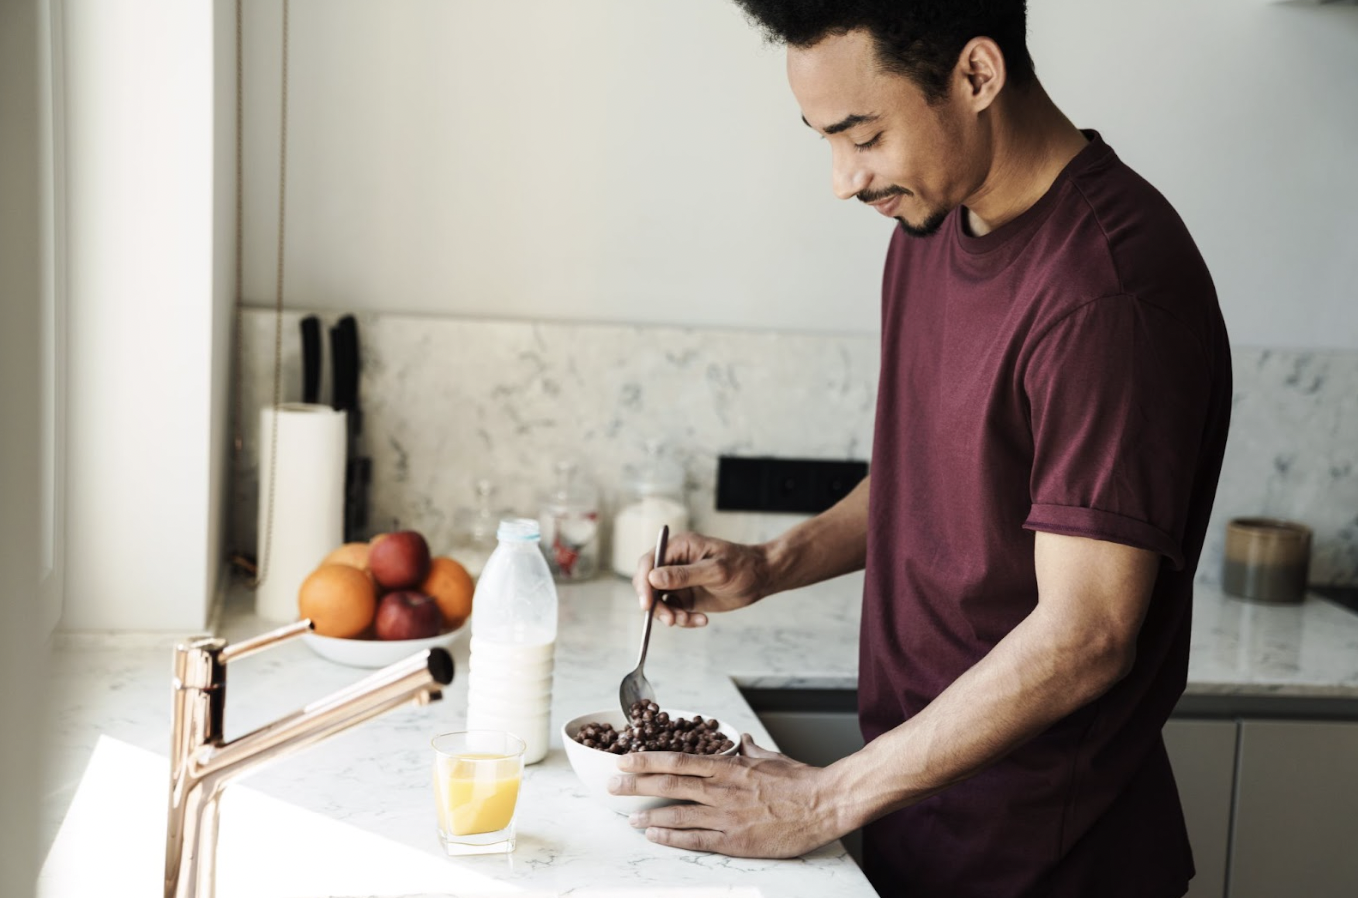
[420,557,474,630]
[298,563,377,638]
[324,542,371,571]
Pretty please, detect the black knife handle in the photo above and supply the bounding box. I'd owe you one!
[300,316,321,404]
[339,315,362,435]
[330,323,351,411]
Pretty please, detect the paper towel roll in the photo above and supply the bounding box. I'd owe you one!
[255,403,347,622]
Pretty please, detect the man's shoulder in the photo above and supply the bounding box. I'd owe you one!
[1059,148,1214,300]
[1027,148,1220,347]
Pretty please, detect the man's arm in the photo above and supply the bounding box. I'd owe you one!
[636,475,870,627]
[763,472,871,593]
[614,531,1160,857]
[823,531,1158,831]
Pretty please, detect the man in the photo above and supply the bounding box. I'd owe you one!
[610,3,1232,897]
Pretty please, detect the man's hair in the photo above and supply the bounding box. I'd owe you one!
[731,1,1035,103]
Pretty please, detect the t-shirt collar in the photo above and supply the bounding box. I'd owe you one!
[952,129,1111,256]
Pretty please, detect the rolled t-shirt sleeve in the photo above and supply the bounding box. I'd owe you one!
[1021,294,1214,570]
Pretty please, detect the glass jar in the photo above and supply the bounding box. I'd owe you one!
[449,478,512,579]
[538,460,600,581]
[611,441,689,578]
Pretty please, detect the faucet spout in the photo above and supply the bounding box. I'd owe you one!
[194,648,453,785]
[164,621,454,898]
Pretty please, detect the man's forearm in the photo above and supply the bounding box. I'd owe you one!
[822,599,1133,834]
[817,533,1158,835]
[761,475,870,596]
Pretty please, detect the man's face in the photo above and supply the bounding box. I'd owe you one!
[788,29,981,237]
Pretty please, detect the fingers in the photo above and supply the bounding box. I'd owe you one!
[676,610,709,628]
[616,749,721,777]
[632,552,681,625]
[609,770,715,804]
[642,826,726,853]
[656,599,708,629]
[635,560,712,629]
[634,530,704,599]
[630,800,721,832]
[631,531,731,629]
[631,551,656,609]
[648,558,708,592]
[647,557,723,604]
[610,752,730,803]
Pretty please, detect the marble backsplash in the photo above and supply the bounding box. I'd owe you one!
[231,309,1358,586]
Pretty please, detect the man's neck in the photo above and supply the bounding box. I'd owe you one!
[963,84,1088,238]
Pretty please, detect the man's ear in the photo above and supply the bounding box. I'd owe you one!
[955,36,1007,112]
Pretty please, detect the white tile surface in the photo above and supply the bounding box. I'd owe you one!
[232,310,1358,586]
[232,310,878,562]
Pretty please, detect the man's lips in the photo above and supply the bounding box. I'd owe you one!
[867,194,902,217]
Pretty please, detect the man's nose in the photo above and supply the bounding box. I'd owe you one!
[831,147,868,201]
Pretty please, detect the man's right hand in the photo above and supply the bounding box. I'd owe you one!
[631,532,772,628]
[632,474,872,627]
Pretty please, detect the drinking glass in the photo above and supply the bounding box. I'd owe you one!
[431,731,527,855]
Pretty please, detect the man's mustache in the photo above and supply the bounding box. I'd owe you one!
[857,185,912,204]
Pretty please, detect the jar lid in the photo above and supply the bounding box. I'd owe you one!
[624,441,684,496]
[543,459,597,509]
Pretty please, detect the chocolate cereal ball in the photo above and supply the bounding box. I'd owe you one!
[573,701,736,756]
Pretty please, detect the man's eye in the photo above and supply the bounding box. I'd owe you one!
[854,134,882,152]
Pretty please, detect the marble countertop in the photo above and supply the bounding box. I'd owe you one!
[41,573,1358,895]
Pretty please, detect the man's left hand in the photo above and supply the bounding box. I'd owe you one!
[608,734,843,858]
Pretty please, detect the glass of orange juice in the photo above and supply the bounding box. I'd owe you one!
[431,730,527,855]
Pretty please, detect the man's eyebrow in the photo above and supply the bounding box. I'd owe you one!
[800,113,879,135]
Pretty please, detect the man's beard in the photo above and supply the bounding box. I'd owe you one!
[857,186,948,238]
[897,208,948,238]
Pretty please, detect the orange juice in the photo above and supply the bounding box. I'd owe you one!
[434,752,522,836]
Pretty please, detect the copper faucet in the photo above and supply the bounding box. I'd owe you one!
[164,619,454,898]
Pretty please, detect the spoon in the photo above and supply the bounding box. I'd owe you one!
[619,525,668,717]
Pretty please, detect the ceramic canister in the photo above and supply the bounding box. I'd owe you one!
[1222,517,1312,604]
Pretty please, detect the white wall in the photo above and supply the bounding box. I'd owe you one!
[1027,0,1358,350]
[239,0,1358,348]
[210,0,237,631]
[62,0,234,631]
[0,0,48,890]
[239,0,889,335]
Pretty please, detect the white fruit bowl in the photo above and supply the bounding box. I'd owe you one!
[561,708,740,815]
[302,623,465,669]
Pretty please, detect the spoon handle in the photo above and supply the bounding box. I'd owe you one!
[637,525,669,668]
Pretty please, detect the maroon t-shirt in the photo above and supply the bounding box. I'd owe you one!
[859,132,1231,898]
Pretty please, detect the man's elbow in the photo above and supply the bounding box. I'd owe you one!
[1084,627,1138,693]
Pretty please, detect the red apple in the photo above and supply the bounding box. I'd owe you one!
[373,590,444,641]
[368,530,431,590]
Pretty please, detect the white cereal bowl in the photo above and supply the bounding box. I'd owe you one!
[561,708,741,815]
[302,623,465,669]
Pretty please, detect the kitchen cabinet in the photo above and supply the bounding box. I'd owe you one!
[750,704,1243,890]
[750,697,1358,898]
[1228,720,1358,898]
[1163,719,1239,898]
